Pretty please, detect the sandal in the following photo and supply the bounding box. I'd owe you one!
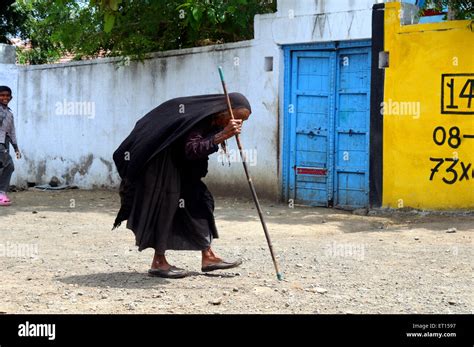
[201,259,242,272]
[0,193,11,206]
[0,200,11,206]
[148,265,188,279]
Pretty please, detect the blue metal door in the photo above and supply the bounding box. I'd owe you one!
[284,42,371,208]
[289,51,336,206]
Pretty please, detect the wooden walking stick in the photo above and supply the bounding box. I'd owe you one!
[218,66,283,281]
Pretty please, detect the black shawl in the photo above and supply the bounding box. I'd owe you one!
[112,93,251,229]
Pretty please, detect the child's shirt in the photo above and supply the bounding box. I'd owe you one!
[0,104,18,152]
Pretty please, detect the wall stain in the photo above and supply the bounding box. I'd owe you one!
[347,13,355,37]
[160,59,167,76]
[175,55,186,71]
[100,157,114,185]
[63,154,94,184]
[149,60,158,89]
[35,160,47,184]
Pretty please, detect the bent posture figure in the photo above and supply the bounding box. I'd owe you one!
[113,93,251,278]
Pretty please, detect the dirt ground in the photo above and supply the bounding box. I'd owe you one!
[0,189,472,314]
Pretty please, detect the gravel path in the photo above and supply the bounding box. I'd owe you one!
[1,190,472,314]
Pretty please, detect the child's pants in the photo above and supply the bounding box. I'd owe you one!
[0,144,14,193]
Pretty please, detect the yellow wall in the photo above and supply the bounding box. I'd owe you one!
[383,2,474,209]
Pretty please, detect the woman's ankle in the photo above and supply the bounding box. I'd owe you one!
[151,253,170,269]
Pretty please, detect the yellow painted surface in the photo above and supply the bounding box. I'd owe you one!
[383,2,474,209]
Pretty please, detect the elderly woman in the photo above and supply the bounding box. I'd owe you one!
[113,93,251,278]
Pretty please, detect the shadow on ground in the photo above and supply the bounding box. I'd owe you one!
[59,271,240,289]
[59,271,170,289]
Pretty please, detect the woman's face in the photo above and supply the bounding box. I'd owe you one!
[212,107,251,128]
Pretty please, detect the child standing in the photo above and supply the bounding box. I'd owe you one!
[0,86,21,206]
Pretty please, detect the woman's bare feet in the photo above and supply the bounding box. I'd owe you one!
[201,247,242,272]
[149,252,188,278]
[201,247,223,267]
[151,253,171,270]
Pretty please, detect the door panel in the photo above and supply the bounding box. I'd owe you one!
[334,48,371,208]
[289,51,336,206]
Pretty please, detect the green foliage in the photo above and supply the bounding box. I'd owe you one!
[176,0,276,45]
[91,0,123,33]
[421,0,473,20]
[15,0,96,64]
[5,0,472,65]
[0,0,27,44]
[13,0,276,65]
